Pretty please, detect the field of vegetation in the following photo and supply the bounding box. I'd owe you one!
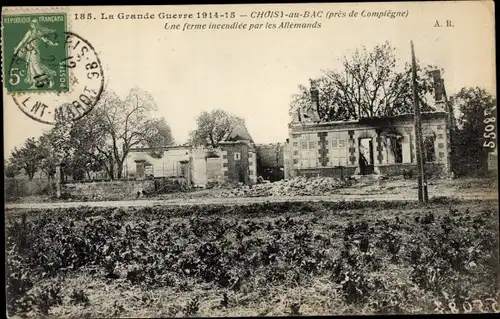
[6,199,499,317]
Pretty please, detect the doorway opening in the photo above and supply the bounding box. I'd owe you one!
[393,137,403,163]
[358,137,374,175]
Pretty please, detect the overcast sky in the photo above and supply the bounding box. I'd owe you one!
[3,2,495,156]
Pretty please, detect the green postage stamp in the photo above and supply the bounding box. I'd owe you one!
[3,13,69,92]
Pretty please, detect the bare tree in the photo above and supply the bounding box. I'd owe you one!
[189,109,245,148]
[290,42,440,122]
[91,88,175,179]
[290,76,356,122]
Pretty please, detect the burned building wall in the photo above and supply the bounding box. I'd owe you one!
[220,142,256,185]
[284,113,451,178]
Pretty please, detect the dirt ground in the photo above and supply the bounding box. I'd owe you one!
[6,176,498,210]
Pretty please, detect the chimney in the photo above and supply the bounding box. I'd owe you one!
[430,69,455,132]
[310,79,320,111]
[430,70,446,111]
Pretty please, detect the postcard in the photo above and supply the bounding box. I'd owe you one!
[3,2,498,317]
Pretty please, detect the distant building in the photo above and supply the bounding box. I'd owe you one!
[125,123,257,187]
[284,73,453,179]
[255,143,285,181]
[218,122,257,185]
[256,143,284,168]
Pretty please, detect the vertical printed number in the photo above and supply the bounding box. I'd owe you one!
[452,298,500,313]
[484,105,497,116]
[485,298,498,313]
[473,300,486,313]
[484,141,495,148]
[483,106,497,150]
[484,117,496,124]
[485,124,495,132]
[484,132,496,139]
[463,301,473,313]
[434,301,445,314]
[448,302,459,313]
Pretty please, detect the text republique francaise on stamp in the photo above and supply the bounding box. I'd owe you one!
[2,12,105,124]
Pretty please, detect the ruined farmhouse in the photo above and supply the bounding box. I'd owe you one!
[283,72,453,179]
[124,123,258,187]
[125,71,454,186]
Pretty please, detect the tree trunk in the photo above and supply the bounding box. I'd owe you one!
[116,161,124,179]
[108,160,115,180]
[47,174,52,196]
[55,165,63,199]
[101,160,112,180]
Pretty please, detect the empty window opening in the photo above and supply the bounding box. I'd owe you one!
[424,136,436,162]
[388,136,403,164]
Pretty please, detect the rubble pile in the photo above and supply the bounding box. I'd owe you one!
[216,177,354,197]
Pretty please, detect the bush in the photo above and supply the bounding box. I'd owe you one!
[5,201,499,316]
[5,177,55,201]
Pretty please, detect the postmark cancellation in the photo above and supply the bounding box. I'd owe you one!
[2,11,105,124]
